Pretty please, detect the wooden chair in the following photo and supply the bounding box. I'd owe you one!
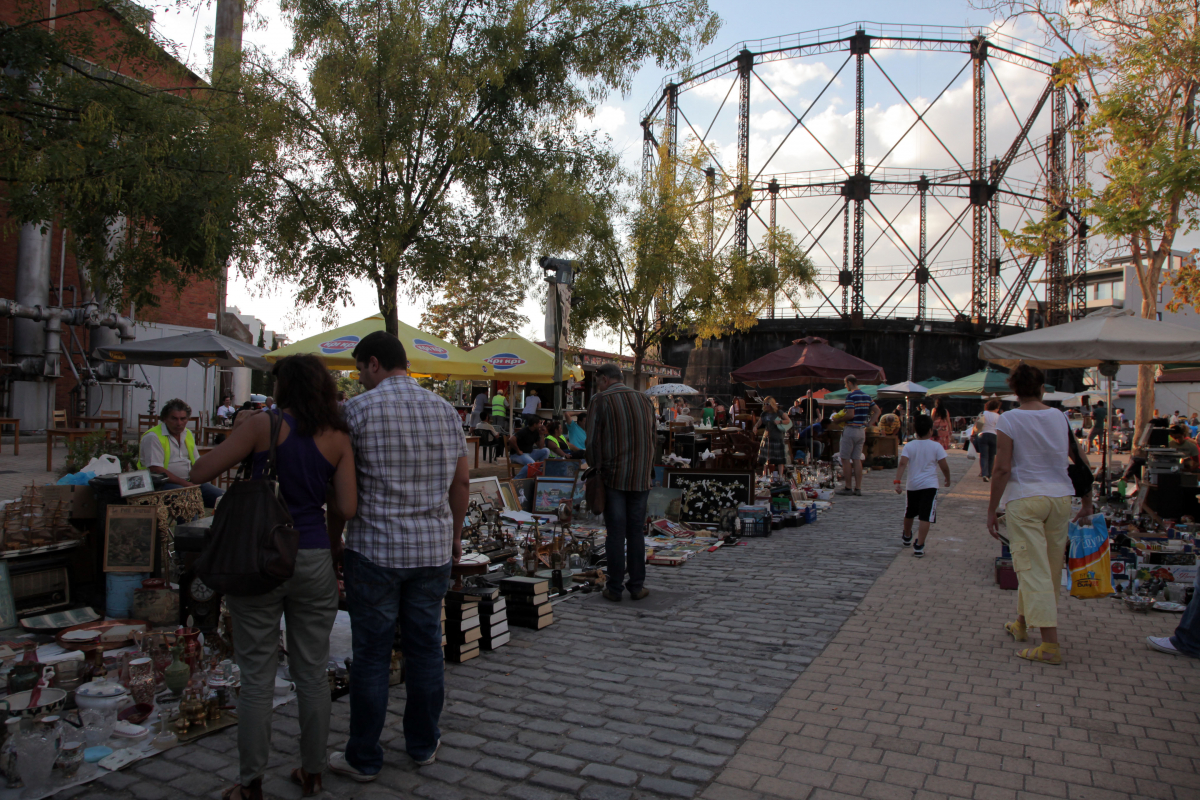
[98,410,123,442]
[137,414,157,438]
[724,432,759,472]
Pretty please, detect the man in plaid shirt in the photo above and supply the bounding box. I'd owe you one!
[329,332,469,782]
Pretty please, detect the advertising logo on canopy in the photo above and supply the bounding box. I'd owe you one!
[319,335,360,355]
[484,353,527,371]
[413,339,450,359]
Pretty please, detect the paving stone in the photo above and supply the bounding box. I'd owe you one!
[476,756,534,780]
[580,764,639,786]
[579,786,632,800]
[530,770,589,793]
[639,775,700,797]
[529,752,585,772]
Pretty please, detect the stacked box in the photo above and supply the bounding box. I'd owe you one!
[500,576,553,630]
[443,591,481,663]
[477,595,510,650]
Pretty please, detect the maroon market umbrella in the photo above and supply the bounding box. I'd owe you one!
[730,337,887,388]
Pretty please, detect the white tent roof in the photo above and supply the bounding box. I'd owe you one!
[979,308,1200,369]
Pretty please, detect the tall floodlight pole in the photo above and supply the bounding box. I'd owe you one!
[541,258,577,420]
[849,30,868,323]
[734,49,753,260]
[768,179,779,318]
[970,36,988,324]
[917,174,928,323]
[212,0,244,340]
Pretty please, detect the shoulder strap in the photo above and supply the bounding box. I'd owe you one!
[265,410,283,481]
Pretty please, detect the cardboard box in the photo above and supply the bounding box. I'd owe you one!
[39,486,96,519]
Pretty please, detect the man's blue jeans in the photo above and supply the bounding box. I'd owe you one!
[1170,568,1200,657]
[343,550,450,773]
[603,487,649,594]
[512,448,551,479]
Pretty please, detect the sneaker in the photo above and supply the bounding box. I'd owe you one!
[902,533,913,547]
[1146,636,1186,656]
[630,588,650,601]
[982,476,990,483]
[853,489,862,496]
[412,740,440,766]
[602,588,622,602]
[913,543,925,558]
[328,752,377,783]
[836,488,855,496]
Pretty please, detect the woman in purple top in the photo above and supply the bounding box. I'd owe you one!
[193,355,356,800]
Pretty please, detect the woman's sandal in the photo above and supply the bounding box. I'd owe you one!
[291,767,324,797]
[1004,620,1028,642]
[1017,643,1062,665]
[221,779,263,800]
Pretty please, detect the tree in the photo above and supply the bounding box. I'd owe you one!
[420,254,530,350]
[0,0,258,309]
[573,144,817,381]
[240,0,719,336]
[991,0,1200,441]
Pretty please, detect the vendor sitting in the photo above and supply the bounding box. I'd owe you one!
[508,420,550,479]
[138,399,225,507]
[544,419,583,458]
[1170,424,1200,472]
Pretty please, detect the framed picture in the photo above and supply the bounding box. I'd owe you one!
[117,469,154,497]
[511,478,536,512]
[0,563,16,629]
[534,478,575,514]
[647,487,684,522]
[498,480,521,512]
[468,477,504,510]
[542,459,582,480]
[663,469,755,525]
[104,505,157,572]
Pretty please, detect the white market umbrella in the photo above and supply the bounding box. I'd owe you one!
[878,381,929,397]
[978,308,1200,369]
[979,308,1200,493]
[646,383,701,396]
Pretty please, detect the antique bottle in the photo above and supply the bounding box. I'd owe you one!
[1,718,23,788]
[127,657,156,705]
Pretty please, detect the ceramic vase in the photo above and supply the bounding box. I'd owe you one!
[128,658,155,705]
[176,628,202,672]
[164,645,190,696]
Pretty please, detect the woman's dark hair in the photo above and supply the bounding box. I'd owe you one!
[985,398,1002,411]
[705,399,713,408]
[272,354,349,437]
[933,397,950,420]
[545,420,562,435]
[1007,363,1045,399]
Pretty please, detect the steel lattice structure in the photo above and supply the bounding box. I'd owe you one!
[639,22,1090,328]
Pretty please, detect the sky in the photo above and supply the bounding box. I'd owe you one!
[145,0,1166,350]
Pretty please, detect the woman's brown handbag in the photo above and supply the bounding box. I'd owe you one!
[195,412,298,596]
[582,467,605,514]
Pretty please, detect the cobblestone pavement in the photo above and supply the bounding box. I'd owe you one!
[52,465,909,800]
[706,454,1200,800]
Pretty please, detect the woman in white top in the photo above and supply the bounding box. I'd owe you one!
[986,364,1092,665]
[976,398,1002,481]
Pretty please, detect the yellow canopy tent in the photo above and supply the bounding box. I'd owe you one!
[265,315,492,380]
[469,334,583,383]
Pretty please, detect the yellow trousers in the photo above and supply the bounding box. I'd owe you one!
[1005,495,1071,629]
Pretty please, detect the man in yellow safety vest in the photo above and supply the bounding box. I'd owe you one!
[138,399,225,507]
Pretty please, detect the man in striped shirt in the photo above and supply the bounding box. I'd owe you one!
[586,363,657,601]
[838,374,880,496]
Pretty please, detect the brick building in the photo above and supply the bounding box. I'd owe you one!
[1,1,224,429]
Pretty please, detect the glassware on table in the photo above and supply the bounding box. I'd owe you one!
[55,740,84,780]
[80,709,114,748]
[14,726,57,794]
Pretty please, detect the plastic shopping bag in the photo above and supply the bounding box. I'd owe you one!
[966,441,977,460]
[1067,512,1114,598]
[82,454,122,476]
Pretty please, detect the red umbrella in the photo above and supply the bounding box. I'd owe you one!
[730,337,886,388]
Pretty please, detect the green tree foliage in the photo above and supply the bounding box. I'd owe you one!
[240,0,719,336]
[420,251,531,350]
[573,144,816,380]
[0,0,258,309]
[990,0,1200,442]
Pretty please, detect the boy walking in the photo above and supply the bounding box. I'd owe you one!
[894,415,951,558]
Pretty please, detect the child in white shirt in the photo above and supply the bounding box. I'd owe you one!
[895,415,952,558]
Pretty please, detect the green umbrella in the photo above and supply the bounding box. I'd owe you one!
[926,369,1012,397]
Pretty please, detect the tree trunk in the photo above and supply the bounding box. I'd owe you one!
[377,270,399,336]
